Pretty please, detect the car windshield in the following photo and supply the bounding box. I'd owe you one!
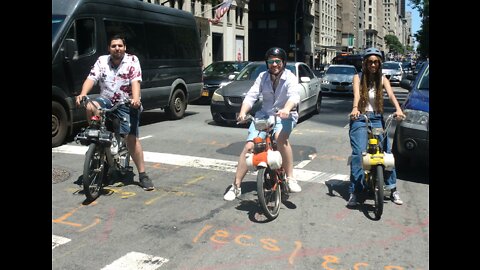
[52,14,66,41]
[203,62,248,76]
[235,63,295,81]
[416,64,429,91]
[383,62,401,70]
[326,66,356,75]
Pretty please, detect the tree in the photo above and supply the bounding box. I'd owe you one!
[408,0,429,58]
[384,34,405,54]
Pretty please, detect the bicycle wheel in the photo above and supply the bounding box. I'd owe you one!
[257,167,281,220]
[83,143,107,201]
[373,165,384,219]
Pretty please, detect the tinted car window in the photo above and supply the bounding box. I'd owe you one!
[203,62,247,76]
[326,66,356,75]
[383,62,401,70]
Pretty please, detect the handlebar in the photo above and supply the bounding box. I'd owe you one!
[81,96,131,113]
[236,106,292,125]
[349,112,405,122]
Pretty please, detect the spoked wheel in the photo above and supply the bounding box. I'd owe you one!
[83,143,107,201]
[373,165,384,220]
[257,167,281,220]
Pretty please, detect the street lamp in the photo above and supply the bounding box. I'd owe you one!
[294,0,301,62]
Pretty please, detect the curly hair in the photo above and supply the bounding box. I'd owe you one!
[358,56,384,114]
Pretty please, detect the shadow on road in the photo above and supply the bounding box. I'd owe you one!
[216,142,317,162]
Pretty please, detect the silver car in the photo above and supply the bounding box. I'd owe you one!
[320,64,357,94]
[382,61,404,86]
[210,61,322,125]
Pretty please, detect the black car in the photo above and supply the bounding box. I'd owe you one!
[198,61,250,104]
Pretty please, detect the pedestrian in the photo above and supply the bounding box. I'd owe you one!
[347,47,405,206]
[223,47,302,201]
[75,34,154,191]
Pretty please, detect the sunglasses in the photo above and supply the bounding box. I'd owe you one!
[366,60,380,65]
[267,59,282,65]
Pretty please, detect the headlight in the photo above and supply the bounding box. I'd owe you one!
[211,91,224,102]
[321,79,330,84]
[403,109,429,129]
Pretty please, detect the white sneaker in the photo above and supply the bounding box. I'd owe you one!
[287,177,302,193]
[347,193,357,206]
[391,191,403,205]
[223,184,241,201]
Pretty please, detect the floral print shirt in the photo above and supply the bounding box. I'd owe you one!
[87,53,142,104]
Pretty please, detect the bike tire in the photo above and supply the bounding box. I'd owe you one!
[373,165,384,219]
[257,167,281,220]
[83,143,106,201]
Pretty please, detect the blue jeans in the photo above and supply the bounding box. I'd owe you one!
[349,111,397,194]
[95,97,141,137]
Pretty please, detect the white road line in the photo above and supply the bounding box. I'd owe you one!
[53,145,349,183]
[52,235,71,250]
[139,135,153,140]
[101,251,169,270]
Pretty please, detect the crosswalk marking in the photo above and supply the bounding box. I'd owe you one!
[52,145,349,183]
[52,234,71,250]
[101,251,169,270]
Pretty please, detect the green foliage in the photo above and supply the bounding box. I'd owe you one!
[409,0,429,58]
[384,34,405,54]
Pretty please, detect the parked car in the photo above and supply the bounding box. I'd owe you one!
[393,61,429,168]
[382,61,404,86]
[210,61,322,125]
[320,64,357,95]
[198,61,250,104]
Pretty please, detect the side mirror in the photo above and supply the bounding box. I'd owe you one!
[300,76,311,83]
[62,38,78,61]
[400,78,412,91]
[228,74,236,80]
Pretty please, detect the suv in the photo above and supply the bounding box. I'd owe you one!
[393,61,429,168]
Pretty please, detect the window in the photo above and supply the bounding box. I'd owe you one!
[145,23,200,59]
[66,18,95,56]
[236,7,243,24]
[104,20,147,61]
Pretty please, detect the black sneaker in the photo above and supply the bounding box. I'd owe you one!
[139,174,154,191]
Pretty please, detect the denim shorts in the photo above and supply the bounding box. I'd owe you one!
[95,97,141,137]
[246,116,296,141]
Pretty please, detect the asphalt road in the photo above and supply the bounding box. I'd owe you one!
[52,87,428,270]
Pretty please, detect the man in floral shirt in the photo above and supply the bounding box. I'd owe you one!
[76,34,154,191]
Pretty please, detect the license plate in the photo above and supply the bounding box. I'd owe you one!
[336,85,345,91]
[201,89,209,97]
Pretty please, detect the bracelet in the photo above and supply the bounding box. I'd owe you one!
[352,106,358,108]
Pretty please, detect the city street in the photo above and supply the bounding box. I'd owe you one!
[52,87,428,270]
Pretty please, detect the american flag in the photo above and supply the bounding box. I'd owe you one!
[209,0,233,24]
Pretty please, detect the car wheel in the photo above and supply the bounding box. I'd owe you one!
[166,89,186,120]
[52,101,68,147]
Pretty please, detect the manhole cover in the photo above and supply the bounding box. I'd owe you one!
[52,168,70,184]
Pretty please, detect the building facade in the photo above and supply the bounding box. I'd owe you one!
[142,0,413,68]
